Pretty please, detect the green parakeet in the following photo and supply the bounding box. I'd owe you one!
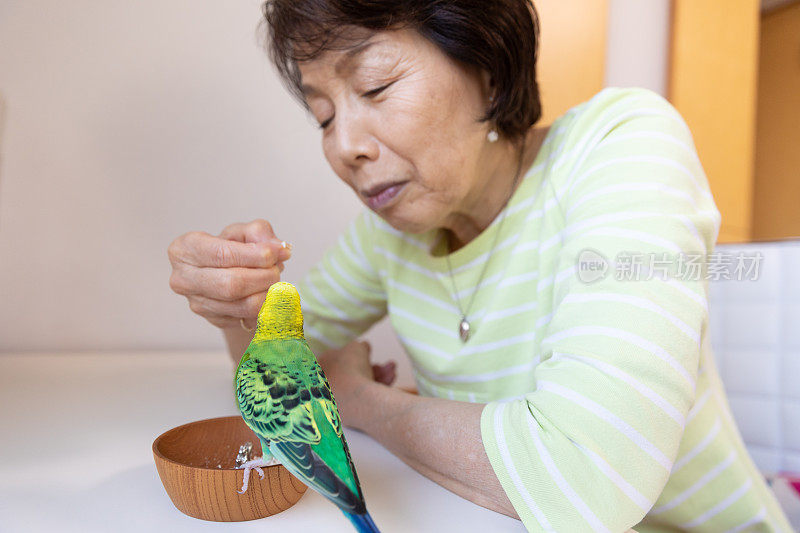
[234,281,380,533]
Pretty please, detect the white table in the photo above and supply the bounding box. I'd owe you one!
[0,351,523,532]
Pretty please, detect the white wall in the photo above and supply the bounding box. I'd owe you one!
[0,2,351,344]
[604,0,671,95]
[0,1,669,388]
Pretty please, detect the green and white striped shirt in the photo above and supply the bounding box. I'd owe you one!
[296,87,792,532]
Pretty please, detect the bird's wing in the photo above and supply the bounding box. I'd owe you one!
[291,344,363,502]
[304,354,343,436]
[236,355,320,443]
[270,440,366,514]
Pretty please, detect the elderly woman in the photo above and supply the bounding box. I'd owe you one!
[167,1,791,531]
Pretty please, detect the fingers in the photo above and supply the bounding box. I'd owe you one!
[372,360,397,386]
[188,291,268,321]
[167,219,295,332]
[171,264,280,301]
[199,311,242,330]
[171,231,291,269]
[219,219,278,244]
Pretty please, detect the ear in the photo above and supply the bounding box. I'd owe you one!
[479,69,496,102]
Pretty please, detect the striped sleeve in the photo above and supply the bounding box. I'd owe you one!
[295,209,388,355]
[480,89,722,532]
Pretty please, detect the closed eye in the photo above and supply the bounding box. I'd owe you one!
[318,81,396,130]
[362,81,395,98]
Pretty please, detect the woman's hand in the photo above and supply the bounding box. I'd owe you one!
[316,339,397,428]
[167,219,291,330]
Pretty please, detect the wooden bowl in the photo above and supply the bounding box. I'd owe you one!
[152,415,307,522]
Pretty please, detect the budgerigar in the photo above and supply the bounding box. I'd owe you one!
[234,281,380,533]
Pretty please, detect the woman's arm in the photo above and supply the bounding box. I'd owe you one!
[352,380,519,519]
[316,340,518,518]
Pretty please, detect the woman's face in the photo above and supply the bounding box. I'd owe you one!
[298,28,498,235]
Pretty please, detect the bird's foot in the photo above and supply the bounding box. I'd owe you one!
[236,455,282,494]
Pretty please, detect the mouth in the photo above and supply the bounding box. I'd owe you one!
[361,180,408,211]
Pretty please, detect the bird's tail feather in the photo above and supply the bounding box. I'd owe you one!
[343,510,380,533]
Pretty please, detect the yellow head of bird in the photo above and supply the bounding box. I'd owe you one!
[253,281,304,342]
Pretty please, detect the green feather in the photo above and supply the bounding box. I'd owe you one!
[236,337,361,503]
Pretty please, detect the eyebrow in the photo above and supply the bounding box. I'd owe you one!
[300,39,380,97]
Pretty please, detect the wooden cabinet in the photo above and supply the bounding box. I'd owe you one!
[752,2,800,241]
[668,0,761,244]
[668,0,800,243]
[535,0,609,125]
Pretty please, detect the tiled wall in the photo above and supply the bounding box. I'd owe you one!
[709,239,800,474]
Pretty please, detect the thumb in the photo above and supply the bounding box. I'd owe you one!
[242,219,279,244]
[219,219,292,262]
[220,219,285,244]
[244,220,293,259]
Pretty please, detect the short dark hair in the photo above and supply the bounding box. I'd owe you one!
[259,0,542,144]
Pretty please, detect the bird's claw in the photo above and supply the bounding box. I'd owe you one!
[236,456,277,494]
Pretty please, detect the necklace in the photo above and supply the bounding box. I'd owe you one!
[444,147,526,343]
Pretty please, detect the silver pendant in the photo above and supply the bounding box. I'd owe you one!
[459,316,471,342]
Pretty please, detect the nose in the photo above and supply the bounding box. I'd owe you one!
[330,107,379,167]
